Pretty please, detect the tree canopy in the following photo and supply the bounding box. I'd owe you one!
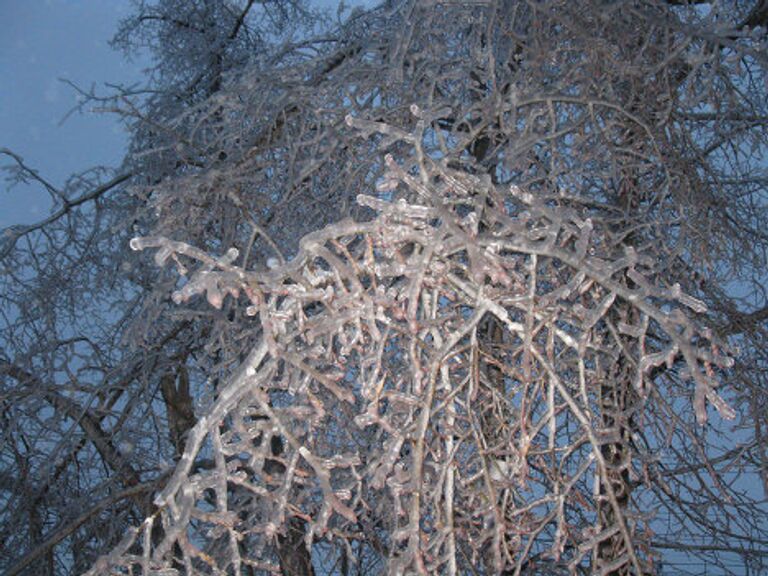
[1,1,767,574]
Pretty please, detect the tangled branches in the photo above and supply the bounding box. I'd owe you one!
[95,110,733,575]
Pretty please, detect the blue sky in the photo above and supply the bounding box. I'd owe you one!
[0,0,365,229]
[0,0,147,228]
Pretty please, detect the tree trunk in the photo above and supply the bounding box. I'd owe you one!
[596,356,636,575]
[277,517,315,576]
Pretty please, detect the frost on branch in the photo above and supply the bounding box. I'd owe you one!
[100,128,733,576]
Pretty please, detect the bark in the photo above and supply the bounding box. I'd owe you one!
[277,517,315,576]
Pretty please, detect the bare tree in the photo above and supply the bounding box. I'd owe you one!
[2,0,767,574]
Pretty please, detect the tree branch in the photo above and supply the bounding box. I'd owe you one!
[0,162,132,259]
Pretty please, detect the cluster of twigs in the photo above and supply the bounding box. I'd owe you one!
[91,110,733,575]
[2,2,766,574]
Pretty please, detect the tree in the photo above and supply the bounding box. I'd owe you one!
[2,0,767,574]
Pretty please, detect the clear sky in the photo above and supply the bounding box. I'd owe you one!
[0,0,147,228]
[0,0,366,229]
